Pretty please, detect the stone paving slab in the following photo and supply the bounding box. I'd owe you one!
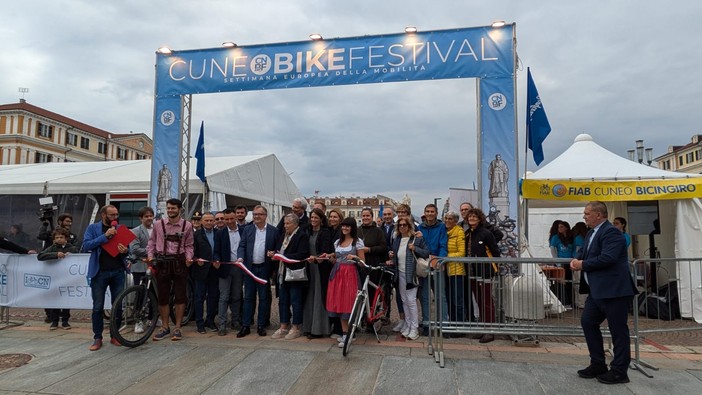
[288,352,382,395]
[203,349,315,394]
[374,355,456,395]
[43,342,193,394]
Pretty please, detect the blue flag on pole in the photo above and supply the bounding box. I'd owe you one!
[526,68,552,166]
[195,121,206,182]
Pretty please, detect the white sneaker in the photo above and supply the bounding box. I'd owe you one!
[408,327,419,340]
[401,326,411,338]
[156,318,163,327]
[134,322,145,334]
[337,335,347,348]
[392,321,405,332]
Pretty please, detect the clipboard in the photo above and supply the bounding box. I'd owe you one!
[103,225,137,258]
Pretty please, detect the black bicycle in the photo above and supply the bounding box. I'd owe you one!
[110,261,159,347]
[110,258,195,347]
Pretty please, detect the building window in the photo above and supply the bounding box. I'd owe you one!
[37,122,53,139]
[117,147,128,160]
[98,142,106,154]
[35,152,53,163]
[696,149,700,161]
[80,136,90,150]
[686,152,694,164]
[679,156,684,166]
[66,132,77,146]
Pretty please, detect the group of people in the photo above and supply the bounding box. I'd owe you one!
[2,197,638,384]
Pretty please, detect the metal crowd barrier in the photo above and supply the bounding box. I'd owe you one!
[630,257,702,374]
[426,256,702,373]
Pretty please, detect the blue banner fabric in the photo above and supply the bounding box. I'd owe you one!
[526,68,551,166]
[155,26,514,96]
[195,121,206,183]
[150,95,182,217]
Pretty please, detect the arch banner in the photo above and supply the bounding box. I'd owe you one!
[151,24,518,243]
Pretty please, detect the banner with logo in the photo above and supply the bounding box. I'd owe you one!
[0,254,111,309]
[152,24,517,229]
[479,77,517,247]
[155,26,514,96]
[521,178,702,201]
[149,95,182,217]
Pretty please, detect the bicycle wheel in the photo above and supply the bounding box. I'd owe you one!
[169,277,194,326]
[343,293,366,357]
[110,285,158,347]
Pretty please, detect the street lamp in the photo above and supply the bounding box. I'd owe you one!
[628,139,654,166]
[434,197,442,208]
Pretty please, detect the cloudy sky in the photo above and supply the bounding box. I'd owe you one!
[3,1,701,214]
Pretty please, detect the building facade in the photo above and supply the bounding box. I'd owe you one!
[307,194,400,221]
[654,134,702,174]
[0,99,152,165]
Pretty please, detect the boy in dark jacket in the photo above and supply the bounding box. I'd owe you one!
[38,228,79,330]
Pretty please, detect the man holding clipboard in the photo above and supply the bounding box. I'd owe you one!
[82,205,134,351]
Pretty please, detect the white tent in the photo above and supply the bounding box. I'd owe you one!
[521,134,702,322]
[0,154,301,220]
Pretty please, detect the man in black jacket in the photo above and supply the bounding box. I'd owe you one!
[192,212,219,333]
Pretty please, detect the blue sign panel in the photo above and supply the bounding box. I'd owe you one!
[155,26,514,96]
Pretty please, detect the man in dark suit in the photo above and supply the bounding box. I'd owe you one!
[235,205,278,337]
[570,201,637,384]
[192,212,219,333]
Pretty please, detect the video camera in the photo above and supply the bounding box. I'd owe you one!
[37,196,58,223]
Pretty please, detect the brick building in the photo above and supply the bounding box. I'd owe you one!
[655,134,702,174]
[307,194,400,221]
[0,99,152,164]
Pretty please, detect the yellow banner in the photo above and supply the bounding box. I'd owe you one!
[521,178,702,201]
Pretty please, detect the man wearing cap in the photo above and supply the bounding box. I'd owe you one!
[191,212,202,232]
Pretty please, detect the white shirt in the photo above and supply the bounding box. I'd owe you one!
[253,225,266,264]
[228,227,241,261]
[397,237,409,273]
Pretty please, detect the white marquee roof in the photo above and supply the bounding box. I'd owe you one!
[526,134,695,181]
[0,154,301,204]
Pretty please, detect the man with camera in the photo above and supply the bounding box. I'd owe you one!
[38,213,78,249]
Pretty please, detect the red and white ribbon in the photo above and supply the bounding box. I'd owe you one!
[194,258,267,285]
[272,253,302,264]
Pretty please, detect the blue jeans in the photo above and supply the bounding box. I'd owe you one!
[419,273,449,327]
[194,273,219,327]
[242,264,270,327]
[278,282,304,325]
[90,269,125,340]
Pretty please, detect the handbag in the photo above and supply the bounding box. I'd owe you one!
[410,236,430,278]
[284,265,308,282]
[415,255,430,278]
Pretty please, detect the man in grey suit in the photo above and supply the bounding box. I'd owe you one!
[128,207,154,334]
[129,207,155,287]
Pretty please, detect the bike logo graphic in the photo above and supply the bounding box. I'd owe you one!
[24,273,51,290]
[488,93,507,111]
[552,184,567,197]
[251,54,272,75]
[160,110,176,126]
